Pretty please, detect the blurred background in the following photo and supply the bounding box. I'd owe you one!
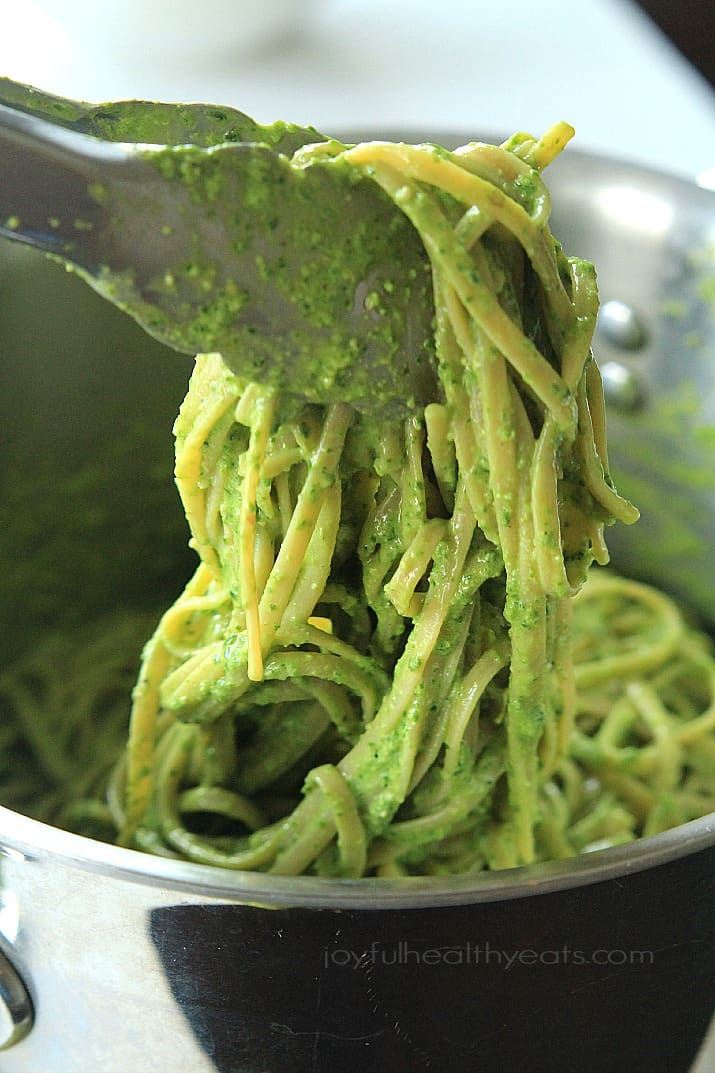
[0,0,712,179]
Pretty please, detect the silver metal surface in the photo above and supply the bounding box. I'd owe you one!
[545,142,715,624]
[601,360,644,413]
[0,947,33,1051]
[598,299,648,351]
[1,803,714,911]
[0,87,436,419]
[0,138,713,1072]
[0,805,713,1072]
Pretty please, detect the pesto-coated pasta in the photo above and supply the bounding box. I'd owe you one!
[2,127,713,876]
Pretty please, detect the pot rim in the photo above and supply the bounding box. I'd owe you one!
[1,804,713,909]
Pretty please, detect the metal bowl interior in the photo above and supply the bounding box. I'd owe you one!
[0,139,714,907]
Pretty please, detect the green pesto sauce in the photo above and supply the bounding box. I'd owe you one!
[93,138,435,423]
[0,78,322,154]
[4,81,436,422]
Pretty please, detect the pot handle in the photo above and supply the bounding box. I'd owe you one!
[0,947,33,1050]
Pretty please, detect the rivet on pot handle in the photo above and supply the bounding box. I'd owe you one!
[0,947,33,1050]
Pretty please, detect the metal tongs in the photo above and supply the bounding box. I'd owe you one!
[0,79,435,416]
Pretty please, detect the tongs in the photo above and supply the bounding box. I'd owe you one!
[0,80,435,417]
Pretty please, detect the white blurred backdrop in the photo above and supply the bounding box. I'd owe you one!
[0,0,713,178]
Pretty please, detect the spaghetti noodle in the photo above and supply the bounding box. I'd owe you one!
[2,126,713,875]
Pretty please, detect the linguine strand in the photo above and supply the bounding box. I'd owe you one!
[2,128,713,877]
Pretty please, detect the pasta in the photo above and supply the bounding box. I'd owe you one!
[0,612,157,839]
[3,570,713,871]
[2,125,713,876]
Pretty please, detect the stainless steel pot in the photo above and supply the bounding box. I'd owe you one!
[0,142,713,1073]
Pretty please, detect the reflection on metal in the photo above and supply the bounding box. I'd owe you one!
[595,184,675,236]
[697,166,715,192]
[0,947,33,1050]
[0,890,19,945]
[598,299,648,351]
[601,360,644,413]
